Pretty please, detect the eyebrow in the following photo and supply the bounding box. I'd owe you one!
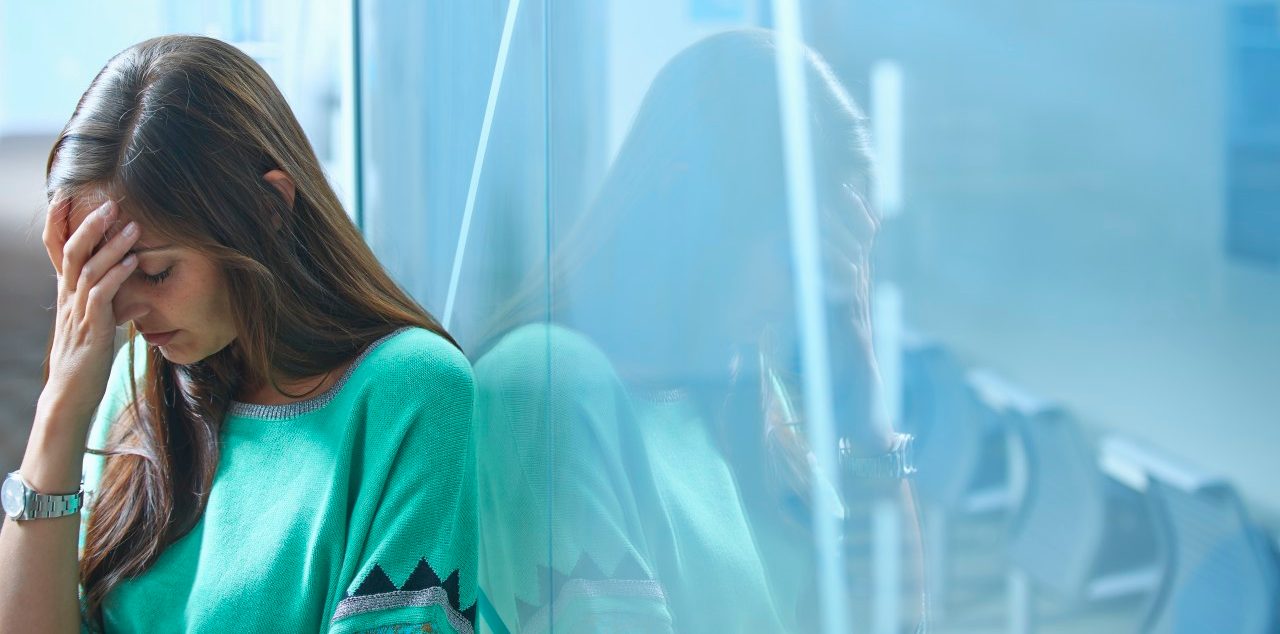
[126,244,175,255]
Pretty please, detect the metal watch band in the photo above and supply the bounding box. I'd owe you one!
[4,471,85,521]
[26,489,84,520]
[840,432,917,480]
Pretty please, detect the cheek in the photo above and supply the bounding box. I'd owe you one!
[185,268,236,322]
[146,267,213,311]
[178,277,222,312]
[135,257,234,336]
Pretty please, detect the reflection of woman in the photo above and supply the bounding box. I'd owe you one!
[0,36,478,633]
[474,29,925,633]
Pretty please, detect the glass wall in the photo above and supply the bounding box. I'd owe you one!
[359,1,1280,632]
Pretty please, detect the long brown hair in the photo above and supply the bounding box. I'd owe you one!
[40,34,458,627]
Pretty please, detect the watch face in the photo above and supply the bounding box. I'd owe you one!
[2,475,26,517]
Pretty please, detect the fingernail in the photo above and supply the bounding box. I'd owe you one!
[98,201,114,218]
[123,221,138,237]
[123,253,137,266]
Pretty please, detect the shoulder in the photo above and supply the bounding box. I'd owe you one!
[474,323,618,389]
[360,326,475,415]
[369,326,472,383]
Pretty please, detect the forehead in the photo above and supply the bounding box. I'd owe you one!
[62,190,166,249]
[65,190,114,229]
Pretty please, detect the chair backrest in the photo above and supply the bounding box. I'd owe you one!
[1143,479,1280,634]
[900,334,987,509]
[980,369,1105,601]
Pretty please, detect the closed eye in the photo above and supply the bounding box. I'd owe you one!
[142,266,172,285]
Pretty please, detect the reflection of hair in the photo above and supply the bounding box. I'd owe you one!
[479,29,878,524]
[480,28,877,360]
[41,35,457,627]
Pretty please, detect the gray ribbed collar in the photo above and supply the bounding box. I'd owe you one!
[227,326,413,421]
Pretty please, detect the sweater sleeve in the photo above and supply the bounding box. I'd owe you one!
[327,335,479,634]
[472,324,675,633]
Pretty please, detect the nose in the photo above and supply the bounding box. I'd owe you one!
[112,277,153,328]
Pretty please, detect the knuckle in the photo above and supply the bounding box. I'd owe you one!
[102,269,122,288]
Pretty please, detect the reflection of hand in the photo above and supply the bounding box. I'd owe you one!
[759,322,892,455]
[39,197,143,442]
[825,309,897,457]
[729,337,927,631]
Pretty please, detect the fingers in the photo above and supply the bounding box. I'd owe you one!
[85,253,140,327]
[42,197,73,276]
[77,217,139,296]
[60,200,114,295]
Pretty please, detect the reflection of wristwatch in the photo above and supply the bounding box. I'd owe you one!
[839,433,916,480]
[2,471,84,521]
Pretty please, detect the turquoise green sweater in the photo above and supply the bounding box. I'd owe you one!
[78,326,478,633]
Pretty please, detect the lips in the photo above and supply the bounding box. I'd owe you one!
[140,330,178,345]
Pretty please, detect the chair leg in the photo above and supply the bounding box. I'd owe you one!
[873,498,904,634]
[1008,568,1034,634]
[924,503,948,622]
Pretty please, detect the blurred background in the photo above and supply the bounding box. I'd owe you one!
[2,0,1278,632]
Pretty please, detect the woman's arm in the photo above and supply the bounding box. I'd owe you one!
[0,399,92,633]
[327,332,479,634]
[0,197,143,632]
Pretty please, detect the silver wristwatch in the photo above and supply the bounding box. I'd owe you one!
[2,471,84,521]
[839,432,917,480]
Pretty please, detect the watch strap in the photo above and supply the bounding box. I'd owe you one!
[6,471,85,521]
[26,489,84,520]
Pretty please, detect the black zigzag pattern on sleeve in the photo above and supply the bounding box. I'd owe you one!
[345,558,476,629]
[352,565,398,596]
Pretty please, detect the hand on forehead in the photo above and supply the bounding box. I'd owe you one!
[63,190,111,229]
[62,191,141,248]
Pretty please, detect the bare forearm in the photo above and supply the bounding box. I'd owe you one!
[0,401,89,633]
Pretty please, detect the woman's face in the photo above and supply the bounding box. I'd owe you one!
[66,192,238,365]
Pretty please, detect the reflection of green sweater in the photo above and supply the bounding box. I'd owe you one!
[473,324,798,633]
[79,326,478,634]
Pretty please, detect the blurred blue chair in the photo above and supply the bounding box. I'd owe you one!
[1101,437,1280,634]
[981,371,1163,634]
[901,333,1015,620]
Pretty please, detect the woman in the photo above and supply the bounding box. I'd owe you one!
[472,29,926,633]
[0,35,478,633]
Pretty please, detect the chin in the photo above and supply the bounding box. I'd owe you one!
[150,337,199,364]
[154,346,191,365]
